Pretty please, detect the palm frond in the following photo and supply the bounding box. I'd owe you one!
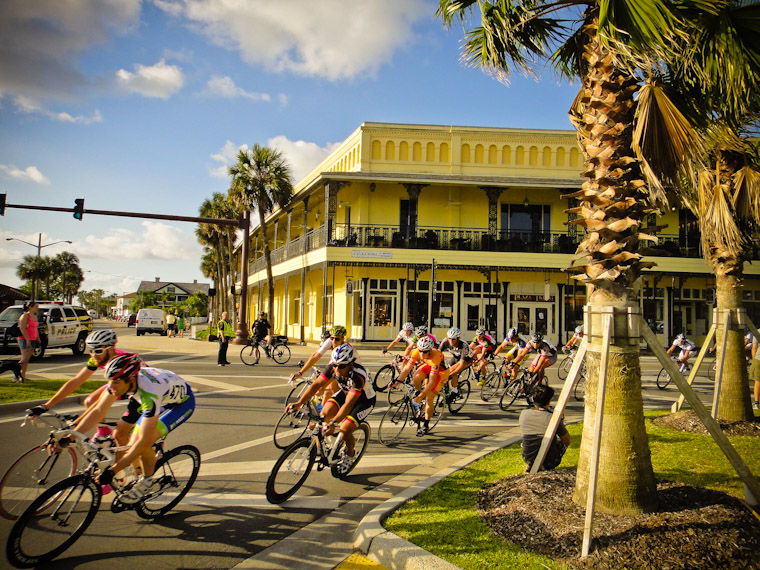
[733,165,760,229]
[700,170,744,251]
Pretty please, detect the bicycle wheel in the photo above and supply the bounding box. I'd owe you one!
[499,378,523,411]
[707,359,717,381]
[6,475,101,568]
[373,364,396,393]
[656,368,672,390]
[265,438,317,504]
[271,344,291,365]
[135,445,201,519]
[574,373,586,402]
[448,379,470,414]
[482,360,497,378]
[429,392,446,431]
[240,344,260,366]
[0,445,78,521]
[458,366,472,383]
[480,372,503,402]
[331,422,370,478]
[558,356,573,380]
[387,380,409,404]
[378,401,410,446]
[273,407,311,449]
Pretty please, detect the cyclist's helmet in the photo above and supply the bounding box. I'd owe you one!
[417,336,435,352]
[86,329,117,350]
[329,343,355,365]
[330,325,347,338]
[403,322,414,332]
[447,327,461,339]
[507,327,517,339]
[531,333,543,344]
[258,311,266,317]
[104,353,141,381]
[575,325,584,334]
[321,329,331,341]
[415,326,428,337]
[676,333,686,342]
[476,328,486,336]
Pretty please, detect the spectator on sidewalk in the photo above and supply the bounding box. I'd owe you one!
[177,315,186,338]
[519,384,570,472]
[217,312,234,366]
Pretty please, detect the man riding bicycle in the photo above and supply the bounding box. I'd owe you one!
[514,333,557,384]
[470,328,496,385]
[438,327,473,403]
[493,328,527,381]
[383,321,415,354]
[666,333,696,370]
[563,325,584,353]
[286,344,375,469]
[251,311,272,356]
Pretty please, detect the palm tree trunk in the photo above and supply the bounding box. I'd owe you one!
[259,205,275,332]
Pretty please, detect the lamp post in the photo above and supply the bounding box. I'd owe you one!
[6,234,73,300]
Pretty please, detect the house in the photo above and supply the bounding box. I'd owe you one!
[136,279,210,308]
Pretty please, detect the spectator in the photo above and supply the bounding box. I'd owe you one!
[16,301,40,383]
[519,384,570,472]
[177,314,186,338]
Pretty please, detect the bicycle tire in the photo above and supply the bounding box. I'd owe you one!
[271,344,291,365]
[499,378,523,411]
[387,379,409,404]
[558,355,573,380]
[266,438,317,504]
[378,401,410,445]
[330,422,370,478]
[429,392,446,431]
[0,444,78,521]
[656,368,672,390]
[480,372,503,402]
[707,359,716,381]
[240,344,260,366]
[135,445,201,519]
[574,373,586,402]
[458,366,472,383]
[448,379,470,414]
[273,407,311,449]
[373,364,396,393]
[482,360,497,377]
[6,474,101,568]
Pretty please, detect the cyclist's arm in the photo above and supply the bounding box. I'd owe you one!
[291,373,331,410]
[403,342,414,358]
[293,350,324,379]
[493,340,508,357]
[42,366,97,411]
[73,388,118,434]
[513,345,530,365]
[385,337,399,352]
[395,358,417,385]
[108,415,159,475]
[666,345,675,355]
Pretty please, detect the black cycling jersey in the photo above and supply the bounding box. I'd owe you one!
[438,338,473,360]
[319,362,376,399]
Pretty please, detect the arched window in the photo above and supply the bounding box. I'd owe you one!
[461,143,471,163]
[502,145,511,165]
[400,141,409,161]
[426,142,435,162]
[516,146,525,165]
[488,145,498,164]
[474,144,485,163]
[386,141,395,161]
[440,142,449,162]
[556,147,566,167]
[413,142,422,162]
[371,140,381,160]
[529,146,539,166]
[543,146,552,166]
[569,147,580,167]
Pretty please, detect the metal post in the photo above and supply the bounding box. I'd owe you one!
[233,210,251,345]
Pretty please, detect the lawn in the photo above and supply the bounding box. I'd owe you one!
[384,410,760,570]
[0,377,105,405]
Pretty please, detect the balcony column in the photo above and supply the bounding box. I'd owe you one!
[361,277,370,341]
[557,282,565,344]
[273,219,279,251]
[402,183,426,241]
[481,186,504,242]
[398,278,406,326]
[302,196,310,255]
[286,208,293,250]
[324,181,347,243]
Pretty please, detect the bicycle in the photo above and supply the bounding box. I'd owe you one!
[0,412,81,521]
[378,382,444,445]
[558,346,576,380]
[240,335,291,365]
[266,404,370,504]
[499,366,545,412]
[656,355,690,389]
[480,356,512,402]
[5,430,201,568]
[273,364,321,449]
[373,352,406,392]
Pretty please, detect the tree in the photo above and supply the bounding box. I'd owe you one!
[436,0,712,514]
[52,252,84,303]
[229,145,293,332]
[16,255,47,301]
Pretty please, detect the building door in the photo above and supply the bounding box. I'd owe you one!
[512,303,554,343]
[368,294,396,340]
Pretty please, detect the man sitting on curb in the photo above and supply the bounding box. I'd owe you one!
[519,384,570,472]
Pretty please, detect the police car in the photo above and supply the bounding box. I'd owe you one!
[0,302,93,359]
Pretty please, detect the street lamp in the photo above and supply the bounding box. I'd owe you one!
[6,233,73,300]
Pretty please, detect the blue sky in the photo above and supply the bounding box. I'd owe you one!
[0,0,580,299]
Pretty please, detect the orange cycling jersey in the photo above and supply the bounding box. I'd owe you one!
[410,347,450,393]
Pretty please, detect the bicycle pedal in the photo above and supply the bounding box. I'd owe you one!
[110,498,133,513]
[316,463,327,472]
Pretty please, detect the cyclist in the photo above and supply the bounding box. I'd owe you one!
[394,336,450,436]
[563,325,584,353]
[666,333,696,371]
[470,328,497,385]
[286,344,375,469]
[438,327,472,403]
[514,333,557,384]
[493,328,527,380]
[79,353,196,504]
[397,325,438,392]
[251,311,273,356]
[383,322,415,354]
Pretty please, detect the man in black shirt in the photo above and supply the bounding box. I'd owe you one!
[251,311,272,356]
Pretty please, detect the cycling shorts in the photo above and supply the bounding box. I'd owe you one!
[427,368,450,395]
[530,353,557,367]
[326,390,376,427]
[448,355,473,368]
[135,391,195,439]
[506,345,521,360]
[418,363,432,376]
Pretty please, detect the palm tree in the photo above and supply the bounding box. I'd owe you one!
[197,194,231,316]
[435,0,713,514]
[16,255,47,300]
[53,252,84,303]
[229,145,293,332]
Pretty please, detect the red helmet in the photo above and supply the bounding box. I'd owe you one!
[104,353,141,381]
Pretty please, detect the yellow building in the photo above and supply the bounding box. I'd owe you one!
[241,122,760,347]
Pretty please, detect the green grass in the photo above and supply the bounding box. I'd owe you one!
[0,378,106,404]
[384,409,760,570]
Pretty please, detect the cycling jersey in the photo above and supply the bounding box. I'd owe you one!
[472,334,496,351]
[503,336,527,359]
[396,329,415,345]
[672,338,696,352]
[320,362,376,400]
[438,338,473,361]
[532,340,558,357]
[131,367,193,418]
[409,347,449,393]
[316,340,363,364]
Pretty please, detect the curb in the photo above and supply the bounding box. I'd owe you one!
[354,431,523,570]
[0,393,87,416]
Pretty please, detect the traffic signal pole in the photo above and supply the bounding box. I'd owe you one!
[1,195,251,344]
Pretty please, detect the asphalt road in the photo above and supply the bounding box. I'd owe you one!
[0,323,721,569]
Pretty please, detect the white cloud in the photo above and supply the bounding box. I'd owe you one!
[0,164,51,184]
[155,0,428,80]
[74,222,202,261]
[0,0,141,101]
[209,136,340,183]
[115,59,185,99]
[202,76,270,102]
[12,95,103,124]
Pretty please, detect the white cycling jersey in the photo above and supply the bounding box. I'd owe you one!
[131,367,192,418]
[316,340,363,364]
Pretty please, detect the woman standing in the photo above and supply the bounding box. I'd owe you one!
[17,301,39,382]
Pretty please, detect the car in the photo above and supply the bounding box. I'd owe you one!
[135,308,167,336]
[0,302,93,359]
[127,314,136,327]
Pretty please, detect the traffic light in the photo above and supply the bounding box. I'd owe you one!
[73,198,85,221]
[208,288,216,298]
[0,193,5,216]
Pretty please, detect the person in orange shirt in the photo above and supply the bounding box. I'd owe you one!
[393,336,449,436]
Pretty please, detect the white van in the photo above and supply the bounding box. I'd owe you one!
[135,308,167,336]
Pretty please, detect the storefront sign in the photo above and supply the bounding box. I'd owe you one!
[351,250,393,259]
[511,294,556,302]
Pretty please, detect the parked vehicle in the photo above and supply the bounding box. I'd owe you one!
[0,303,93,359]
[127,314,136,327]
[87,310,97,319]
[135,309,167,336]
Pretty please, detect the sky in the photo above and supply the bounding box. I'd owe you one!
[0,0,581,300]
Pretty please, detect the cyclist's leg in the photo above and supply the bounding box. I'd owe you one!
[413,365,430,391]
[139,392,195,477]
[340,398,375,456]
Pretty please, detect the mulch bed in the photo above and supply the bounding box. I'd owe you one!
[476,413,760,569]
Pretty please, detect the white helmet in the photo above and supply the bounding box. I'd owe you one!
[403,322,414,331]
[415,326,428,337]
[476,328,486,336]
[417,336,434,352]
[507,328,517,339]
[86,329,117,350]
[575,325,584,334]
[447,327,461,339]
[329,344,355,365]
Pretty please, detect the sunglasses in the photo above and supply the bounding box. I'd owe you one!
[337,363,351,370]
[90,347,109,355]
[331,336,344,341]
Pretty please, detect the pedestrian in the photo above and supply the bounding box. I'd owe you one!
[519,384,570,472]
[16,301,40,382]
[177,314,185,338]
[217,311,234,366]
[166,311,177,337]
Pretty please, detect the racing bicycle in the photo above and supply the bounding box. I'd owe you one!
[240,335,291,365]
[656,355,691,390]
[499,367,545,411]
[378,382,445,445]
[373,352,406,392]
[273,364,321,449]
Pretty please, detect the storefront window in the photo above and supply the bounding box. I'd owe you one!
[432,292,453,328]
